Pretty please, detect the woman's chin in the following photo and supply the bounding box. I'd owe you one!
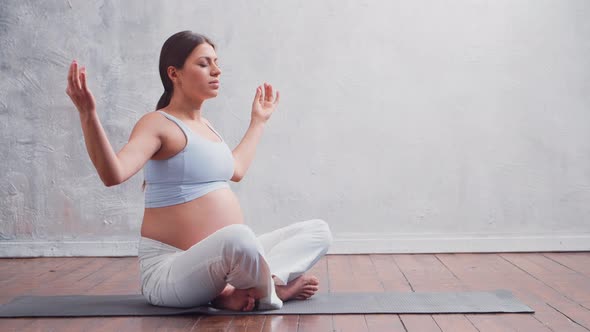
[205,90,219,99]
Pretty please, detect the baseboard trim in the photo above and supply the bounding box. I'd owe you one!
[1,233,588,257]
[330,232,590,254]
[0,240,139,257]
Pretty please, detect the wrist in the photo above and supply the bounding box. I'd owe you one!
[79,109,98,123]
[249,119,266,128]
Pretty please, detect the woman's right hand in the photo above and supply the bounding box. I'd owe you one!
[66,60,96,115]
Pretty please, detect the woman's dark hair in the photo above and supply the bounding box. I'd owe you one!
[143,31,215,192]
[156,31,216,110]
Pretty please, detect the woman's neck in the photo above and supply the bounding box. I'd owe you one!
[166,94,205,120]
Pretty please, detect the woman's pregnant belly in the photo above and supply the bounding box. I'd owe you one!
[140,188,245,250]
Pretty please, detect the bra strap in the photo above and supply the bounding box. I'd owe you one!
[156,111,191,140]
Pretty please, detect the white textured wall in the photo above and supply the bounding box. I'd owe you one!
[1,0,589,256]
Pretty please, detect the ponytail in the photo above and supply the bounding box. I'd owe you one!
[155,31,215,110]
[146,31,216,190]
[156,90,171,110]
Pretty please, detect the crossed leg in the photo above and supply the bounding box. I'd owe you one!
[211,219,332,310]
[152,220,332,311]
[258,219,332,302]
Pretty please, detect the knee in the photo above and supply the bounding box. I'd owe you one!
[219,224,260,259]
[308,219,333,251]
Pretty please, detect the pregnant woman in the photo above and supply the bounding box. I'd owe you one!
[65,30,332,311]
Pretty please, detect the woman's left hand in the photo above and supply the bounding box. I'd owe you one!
[251,83,280,125]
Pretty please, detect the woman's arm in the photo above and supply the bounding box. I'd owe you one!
[79,112,162,186]
[67,60,161,186]
[231,83,280,182]
[231,121,265,182]
[78,111,122,186]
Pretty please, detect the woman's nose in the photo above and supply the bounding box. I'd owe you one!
[212,64,221,76]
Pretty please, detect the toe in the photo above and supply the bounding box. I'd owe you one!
[242,297,255,311]
[247,288,263,300]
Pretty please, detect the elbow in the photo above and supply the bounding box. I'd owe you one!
[98,161,125,187]
[101,175,122,187]
[103,179,120,187]
[231,160,243,182]
[231,168,243,182]
[231,173,243,182]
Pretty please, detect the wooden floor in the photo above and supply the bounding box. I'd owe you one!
[1,253,590,331]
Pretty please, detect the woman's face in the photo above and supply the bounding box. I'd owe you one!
[173,43,221,101]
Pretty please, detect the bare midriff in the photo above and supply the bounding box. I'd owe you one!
[140,187,244,251]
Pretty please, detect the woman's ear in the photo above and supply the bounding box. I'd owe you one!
[167,66,179,83]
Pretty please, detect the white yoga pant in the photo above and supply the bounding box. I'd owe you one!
[138,219,333,309]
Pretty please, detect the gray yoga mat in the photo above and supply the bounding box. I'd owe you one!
[0,290,533,317]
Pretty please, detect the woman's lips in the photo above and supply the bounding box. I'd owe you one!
[209,82,220,89]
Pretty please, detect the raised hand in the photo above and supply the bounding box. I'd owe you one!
[251,82,280,125]
[66,60,96,115]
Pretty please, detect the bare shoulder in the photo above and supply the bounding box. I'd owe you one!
[135,111,167,130]
[131,111,168,137]
[138,110,166,124]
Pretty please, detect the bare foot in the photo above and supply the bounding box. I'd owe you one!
[274,275,320,301]
[211,284,259,311]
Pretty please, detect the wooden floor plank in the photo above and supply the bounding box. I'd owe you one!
[399,314,442,332]
[328,255,368,331]
[364,314,406,332]
[0,258,71,288]
[496,253,590,329]
[2,253,590,332]
[227,314,266,332]
[366,255,409,332]
[0,257,94,299]
[94,316,201,332]
[193,315,234,331]
[501,253,590,305]
[0,258,115,331]
[29,258,116,295]
[348,255,386,292]
[448,253,556,331]
[438,253,585,331]
[431,314,478,332]
[334,255,395,332]
[528,306,589,332]
[86,258,141,295]
[392,254,477,332]
[543,252,590,278]
[369,254,411,292]
[297,315,333,332]
[261,315,298,332]
[23,317,106,332]
[332,314,370,332]
[326,255,357,293]
[0,317,35,331]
